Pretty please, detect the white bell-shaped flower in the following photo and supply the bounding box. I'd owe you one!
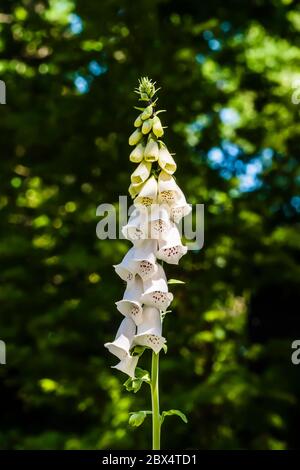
[134,307,166,354]
[141,264,173,311]
[104,317,138,378]
[134,239,158,280]
[122,206,148,243]
[112,355,139,378]
[156,223,187,265]
[113,246,136,282]
[147,203,171,239]
[158,171,182,205]
[170,188,192,223]
[116,276,143,325]
[134,176,158,207]
[104,317,136,360]
[114,240,158,282]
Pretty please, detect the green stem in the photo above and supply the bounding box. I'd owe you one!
[151,351,161,450]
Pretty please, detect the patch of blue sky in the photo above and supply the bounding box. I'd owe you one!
[238,158,263,191]
[88,60,108,76]
[207,147,224,166]
[206,142,271,192]
[195,53,205,64]
[291,196,300,212]
[189,116,210,133]
[261,148,274,167]
[234,159,245,175]
[202,30,222,51]
[220,169,232,180]
[203,30,214,40]
[220,21,231,33]
[186,115,211,146]
[246,158,263,175]
[69,13,83,35]
[74,75,90,94]
[222,140,240,157]
[239,173,262,192]
[208,39,221,51]
[261,148,273,160]
[219,107,240,125]
[73,60,107,94]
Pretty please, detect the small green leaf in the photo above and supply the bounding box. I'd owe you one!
[129,411,147,427]
[135,367,151,383]
[161,409,188,425]
[123,378,142,393]
[162,343,168,354]
[123,368,150,393]
[133,381,143,393]
[168,279,185,285]
[123,377,134,392]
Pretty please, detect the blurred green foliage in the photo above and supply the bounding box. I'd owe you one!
[1,0,300,450]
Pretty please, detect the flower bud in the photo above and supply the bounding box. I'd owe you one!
[134,114,143,127]
[142,118,153,135]
[129,182,143,199]
[141,105,153,121]
[158,145,177,174]
[131,161,151,185]
[144,138,159,162]
[129,129,142,146]
[129,143,144,163]
[152,115,164,137]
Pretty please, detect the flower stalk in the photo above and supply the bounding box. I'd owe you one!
[151,351,161,450]
[104,77,190,449]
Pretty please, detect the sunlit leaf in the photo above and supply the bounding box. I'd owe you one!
[161,409,188,424]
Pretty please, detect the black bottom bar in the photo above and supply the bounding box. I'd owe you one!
[0,450,298,467]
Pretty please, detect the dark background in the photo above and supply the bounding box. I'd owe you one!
[0,0,300,450]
